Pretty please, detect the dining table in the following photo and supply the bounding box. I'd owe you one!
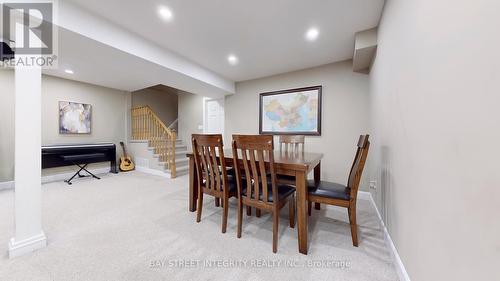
[186,149,323,255]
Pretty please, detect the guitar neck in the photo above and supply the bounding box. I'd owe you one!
[120,143,128,157]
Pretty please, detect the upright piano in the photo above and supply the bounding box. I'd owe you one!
[42,143,118,177]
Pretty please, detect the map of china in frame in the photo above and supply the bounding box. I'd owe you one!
[259,86,322,136]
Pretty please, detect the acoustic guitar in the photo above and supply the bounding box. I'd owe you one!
[119,141,135,172]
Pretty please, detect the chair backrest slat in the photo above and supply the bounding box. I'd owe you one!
[257,150,269,203]
[210,146,222,191]
[199,146,211,186]
[347,135,370,200]
[205,147,215,190]
[192,134,229,195]
[232,135,276,206]
[248,149,261,201]
[240,149,252,198]
[279,135,305,154]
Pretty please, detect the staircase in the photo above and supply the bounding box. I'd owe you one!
[128,139,189,178]
[130,106,186,178]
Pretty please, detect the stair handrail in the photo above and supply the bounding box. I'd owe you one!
[167,118,178,131]
[131,105,176,178]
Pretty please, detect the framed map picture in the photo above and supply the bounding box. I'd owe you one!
[259,86,322,135]
[59,101,92,134]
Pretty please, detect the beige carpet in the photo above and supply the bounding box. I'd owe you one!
[0,171,399,281]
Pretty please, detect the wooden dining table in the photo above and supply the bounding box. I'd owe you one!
[186,149,323,255]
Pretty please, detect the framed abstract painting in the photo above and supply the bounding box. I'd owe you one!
[259,86,322,135]
[59,101,92,134]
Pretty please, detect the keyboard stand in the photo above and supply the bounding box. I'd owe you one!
[65,163,101,185]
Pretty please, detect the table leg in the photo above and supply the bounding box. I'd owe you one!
[296,170,308,255]
[188,156,197,212]
[314,161,321,186]
[314,162,321,210]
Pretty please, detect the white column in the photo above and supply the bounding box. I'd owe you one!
[8,54,47,258]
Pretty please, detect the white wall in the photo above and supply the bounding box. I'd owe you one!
[0,70,129,181]
[369,0,500,280]
[225,61,370,188]
[178,92,204,150]
[131,87,178,127]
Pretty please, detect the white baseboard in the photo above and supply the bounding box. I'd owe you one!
[365,192,411,281]
[135,166,171,179]
[8,231,47,258]
[0,181,14,191]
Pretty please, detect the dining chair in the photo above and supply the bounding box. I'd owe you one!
[192,134,237,233]
[277,135,305,185]
[307,134,370,247]
[277,135,322,211]
[278,135,305,154]
[232,135,296,253]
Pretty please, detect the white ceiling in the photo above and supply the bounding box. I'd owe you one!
[66,0,384,82]
[42,27,231,97]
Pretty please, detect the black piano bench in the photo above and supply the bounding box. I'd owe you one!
[62,153,106,185]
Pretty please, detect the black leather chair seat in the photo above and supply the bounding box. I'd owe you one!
[226,174,238,192]
[238,171,272,180]
[202,174,238,192]
[307,180,350,201]
[243,184,295,202]
[227,169,294,201]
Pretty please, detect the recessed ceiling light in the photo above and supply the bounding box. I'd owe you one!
[305,27,319,41]
[227,54,238,65]
[64,69,74,74]
[158,6,173,21]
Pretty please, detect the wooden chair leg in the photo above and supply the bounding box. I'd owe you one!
[272,209,279,253]
[315,203,321,210]
[196,190,204,223]
[256,209,261,217]
[348,205,358,247]
[222,197,229,233]
[215,197,220,207]
[289,194,295,228]
[308,201,312,216]
[246,206,252,216]
[237,201,243,238]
